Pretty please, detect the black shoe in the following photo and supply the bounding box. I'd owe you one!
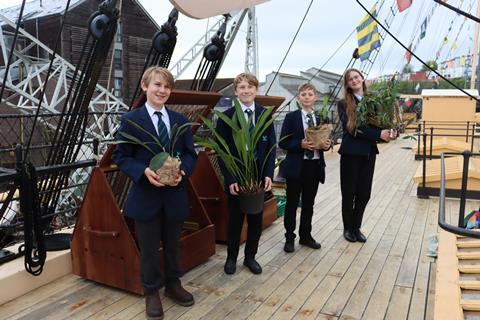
[299,238,321,249]
[224,257,237,275]
[354,229,367,242]
[343,230,357,242]
[243,258,262,274]
[284,241,295,253]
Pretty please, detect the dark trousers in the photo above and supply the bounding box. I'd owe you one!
[227,194,263,260]
[340,154,376,232]
[135,214,182,295]
[284,160,321,242]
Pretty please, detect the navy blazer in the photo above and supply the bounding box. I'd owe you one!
[279,109,326,182]
[112,105,197,222]
[337,99,381,156]
[215,103,276,191]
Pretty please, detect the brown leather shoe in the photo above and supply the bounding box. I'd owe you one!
[165,285,195,307]
[145,292,164,320]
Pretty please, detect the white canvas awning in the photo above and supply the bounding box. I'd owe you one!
[169,0,270,19]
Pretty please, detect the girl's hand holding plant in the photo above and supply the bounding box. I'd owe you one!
[322,138,332,150]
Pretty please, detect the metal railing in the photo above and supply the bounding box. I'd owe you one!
[413,120,477,160]
[438,151,480,238]
[0,112,122,266]
[415,121,480,199]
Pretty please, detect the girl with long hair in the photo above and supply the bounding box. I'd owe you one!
[337,68,395,242]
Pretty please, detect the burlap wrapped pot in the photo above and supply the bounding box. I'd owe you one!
[305,124,332,149]
[153,156,181,186]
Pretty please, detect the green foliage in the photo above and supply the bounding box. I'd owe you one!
[370,77,470,95]
[420,60,438,71]
[195,98,282,193]
[111,117,192,168]
[356,80,399,130]
[295,95,330,125]
[314,96,330,124]
[150,152,170,171]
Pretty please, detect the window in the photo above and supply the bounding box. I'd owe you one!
[114,77,123,97]
[114,49,122,70]
[116,22,123,43]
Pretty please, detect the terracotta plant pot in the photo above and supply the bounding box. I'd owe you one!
[238,189,265,215]
[305,124,332,149]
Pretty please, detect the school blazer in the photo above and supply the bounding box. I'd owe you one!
[112,105,197,222]
[215,103,276,191]
[337,99,381,156]
[279,109,326,182]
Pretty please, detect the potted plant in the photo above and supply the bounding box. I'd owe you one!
[195,99,281,214]
[355,79,401,133]
[112,119,192,185]
[303,96,333,148]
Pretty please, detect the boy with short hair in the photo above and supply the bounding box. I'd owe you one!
[112,66,196,319]
[279,83,331,253]
[216,72,276,275]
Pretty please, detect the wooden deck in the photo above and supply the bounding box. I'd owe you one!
[0,137,473,320]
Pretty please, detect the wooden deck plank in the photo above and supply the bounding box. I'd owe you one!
[320,149,414,317]
[5,279,93,320]
[395,196,429,288]
[384,286,413,320]
[339,162,416,319]
[425,261,437,320]
[0,274,81,319]
[407,197,439,320]
[0,138,447,320]
[361,255,403,320]
[267,144,412,319]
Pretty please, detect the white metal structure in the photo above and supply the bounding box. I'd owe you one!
[0,11,129,211]
[245,7,258,77]
[0,12,128,142]
[169,7,259,79]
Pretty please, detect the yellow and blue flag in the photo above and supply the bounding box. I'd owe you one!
[357,5,382,61]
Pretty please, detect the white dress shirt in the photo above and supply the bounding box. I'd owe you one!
[145,102,171,137]
[301,109,320,160]
[240,101,255,124]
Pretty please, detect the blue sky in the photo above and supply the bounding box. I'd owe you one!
[1,0,476,82]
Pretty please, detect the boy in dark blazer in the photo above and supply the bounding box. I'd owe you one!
[112,67,196,319]
[279,83,331,253]
[216,73,276,275]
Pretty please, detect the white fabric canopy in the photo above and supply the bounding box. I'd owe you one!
[169,0,270,19]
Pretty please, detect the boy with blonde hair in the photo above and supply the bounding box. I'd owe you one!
[113,67,196,319]
[216,72,276,275]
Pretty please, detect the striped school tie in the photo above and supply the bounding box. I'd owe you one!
[154,111,170,148]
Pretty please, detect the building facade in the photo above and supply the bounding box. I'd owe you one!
[1,0,159,103]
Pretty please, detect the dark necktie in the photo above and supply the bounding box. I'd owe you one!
[305,113,314,159]
[306,113,314,128]
[154,111,170,148]
[245,108,254,133]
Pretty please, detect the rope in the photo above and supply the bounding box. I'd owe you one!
[434,0,480,23]
[0,0,26,102]
[19,161,46,276]
[25,0,73,156]
[356,0,480,102]
[265,0,315,95]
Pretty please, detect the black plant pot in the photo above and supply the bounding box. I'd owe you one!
[238,190,265,215]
